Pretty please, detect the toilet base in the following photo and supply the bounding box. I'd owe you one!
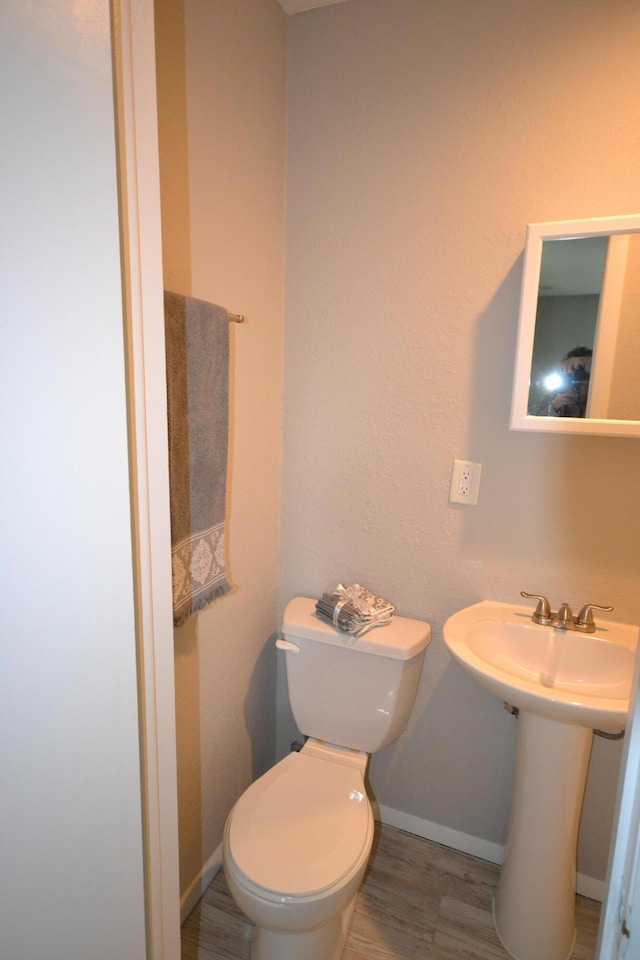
[250,893,358,960]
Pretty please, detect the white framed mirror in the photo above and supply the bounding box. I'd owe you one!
[510,214,640,437]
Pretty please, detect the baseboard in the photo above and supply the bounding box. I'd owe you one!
[576,873,606,903]
[377,804,504,865]
[377,805,605,903]
[180,842,223,925]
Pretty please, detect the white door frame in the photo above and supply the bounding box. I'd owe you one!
[113,1,181,957]
[597,646,640,960]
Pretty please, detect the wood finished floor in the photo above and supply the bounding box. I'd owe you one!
[181,823,601,960]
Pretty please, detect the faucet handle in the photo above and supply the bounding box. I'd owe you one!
[576,603,614,630]
[554,601,574,627]
[520,592,553,624]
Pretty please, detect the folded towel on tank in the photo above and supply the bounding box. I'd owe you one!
[315,583,395,636]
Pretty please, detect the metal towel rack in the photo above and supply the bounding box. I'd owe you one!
[227,311,246,324]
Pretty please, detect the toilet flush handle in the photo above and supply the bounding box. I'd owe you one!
[275,638,300,653]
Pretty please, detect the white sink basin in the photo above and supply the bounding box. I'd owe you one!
[443,600,638,731]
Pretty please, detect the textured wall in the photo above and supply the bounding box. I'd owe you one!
[155,0,287,898]
[281,0,640,882]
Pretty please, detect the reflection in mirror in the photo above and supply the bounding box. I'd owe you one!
[511,215,640,437]
[528,237,606,418]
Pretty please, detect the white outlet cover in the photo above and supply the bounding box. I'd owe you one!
[449,459,482,505]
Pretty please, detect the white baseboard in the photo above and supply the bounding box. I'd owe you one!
[180,842,223,925]
[377,804,504,865]
[577,873,606,903]
[378,805,605,903]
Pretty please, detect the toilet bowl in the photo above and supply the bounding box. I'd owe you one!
[223,739,374,960]
[223,596,431,960]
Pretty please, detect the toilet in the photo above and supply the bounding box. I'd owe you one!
[223,595,431,960]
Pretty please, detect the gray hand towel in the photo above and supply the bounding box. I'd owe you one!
[164,291,232,626]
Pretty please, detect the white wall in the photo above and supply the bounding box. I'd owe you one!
[155,0,288,901]
[281,0,640,884]
[0,2,146,958]
[609,235,640,419]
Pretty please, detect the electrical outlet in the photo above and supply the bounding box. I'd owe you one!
[458,465,472,496]
[449,459,482,505]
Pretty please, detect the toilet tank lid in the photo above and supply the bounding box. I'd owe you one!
[282,597,431,660]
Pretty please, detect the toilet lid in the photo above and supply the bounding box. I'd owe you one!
[227,752,372,897]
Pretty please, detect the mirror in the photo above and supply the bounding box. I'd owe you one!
[510,215,640,437]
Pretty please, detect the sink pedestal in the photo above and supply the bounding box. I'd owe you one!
[493,711,593,960]
[443,600,636,959]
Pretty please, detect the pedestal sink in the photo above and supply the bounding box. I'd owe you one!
[443,600,638,960]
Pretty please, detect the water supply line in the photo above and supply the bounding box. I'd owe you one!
[502,703,624,740]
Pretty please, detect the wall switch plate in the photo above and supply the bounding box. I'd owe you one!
[449,459,482,505]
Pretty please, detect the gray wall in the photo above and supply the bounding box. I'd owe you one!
[280,0,640,883]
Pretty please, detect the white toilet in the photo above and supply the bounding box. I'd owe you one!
[223,596,431,960]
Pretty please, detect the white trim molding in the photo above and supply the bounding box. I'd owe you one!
[112,1,181,956]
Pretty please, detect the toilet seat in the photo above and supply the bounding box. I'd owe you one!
[226,750,372,899]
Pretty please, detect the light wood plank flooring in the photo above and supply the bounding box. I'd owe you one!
[181,823,601,960]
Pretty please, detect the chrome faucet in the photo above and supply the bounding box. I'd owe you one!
[573,602,614,633]
[520,592,613,633]
[520,592,554,625]
[551,601,575,630]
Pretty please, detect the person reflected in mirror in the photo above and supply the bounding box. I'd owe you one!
[548,346,593,417]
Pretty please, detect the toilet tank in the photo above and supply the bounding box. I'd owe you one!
[280,597,431,753]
